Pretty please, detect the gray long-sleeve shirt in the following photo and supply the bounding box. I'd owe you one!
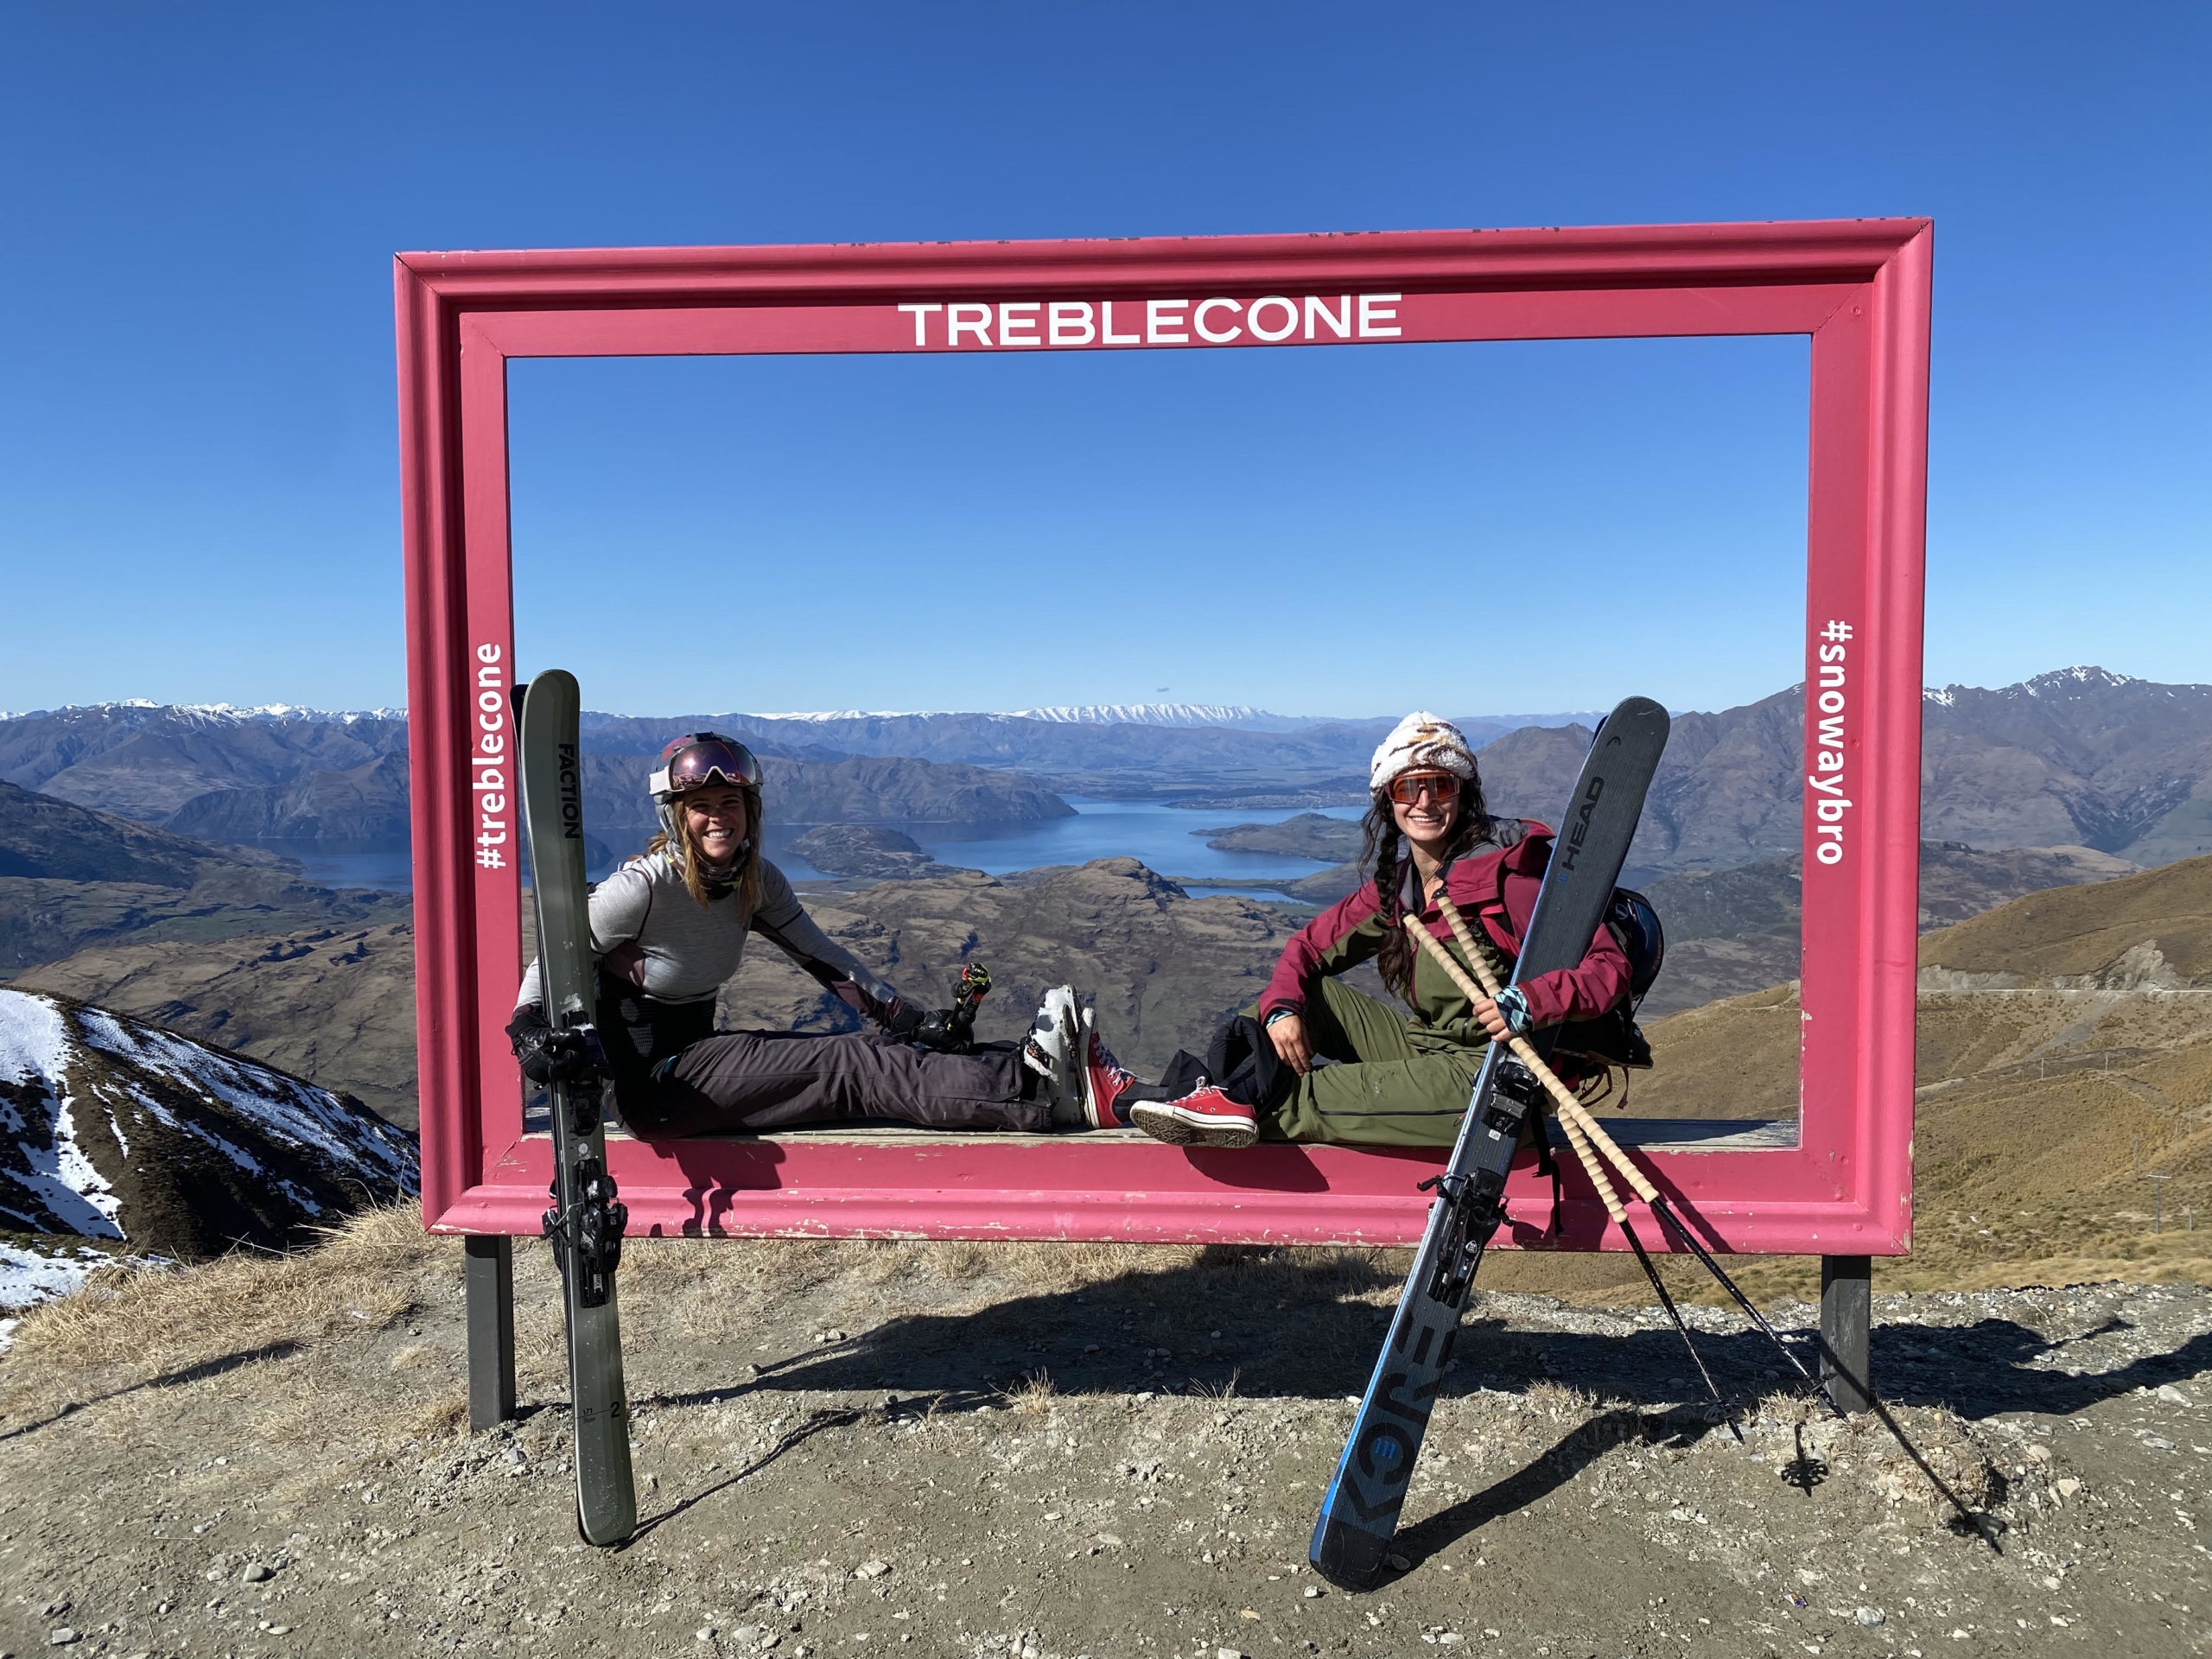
[516,849,911,1025]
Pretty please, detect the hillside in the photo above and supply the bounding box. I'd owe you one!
[714,859,1306,1077]
[0,988,417,1256]
[19,922,421,1128]
[1192,811,1366,861]
[1635,841,2139,1014]
[0,702,409,825]
[1604,853,2212,1305]
[8,1202,2202,1659]
[0,780,410,972]
[0,777,270,886]
[21,861,1313,1126]
[166,749,412,846]
[1914,849,2212,988]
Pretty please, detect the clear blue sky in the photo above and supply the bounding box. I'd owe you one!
[3,2,2203,719]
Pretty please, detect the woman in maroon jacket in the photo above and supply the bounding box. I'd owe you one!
[1123,712,1631,1149]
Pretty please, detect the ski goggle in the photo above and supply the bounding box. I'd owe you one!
[1386,770,1462,806]
[649,733,763,800]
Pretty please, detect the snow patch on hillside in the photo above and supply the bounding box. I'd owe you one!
[0,986,68,1088]
[73,1007,416,1192]
[0,991,124,1238]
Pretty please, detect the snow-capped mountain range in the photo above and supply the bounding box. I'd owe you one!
[749,702,1308,728]
[0,699,406,723]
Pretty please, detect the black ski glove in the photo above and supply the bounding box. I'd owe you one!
[507,1005,604,1084]
[884,1001,969,1053]
[908,1008,972,1053]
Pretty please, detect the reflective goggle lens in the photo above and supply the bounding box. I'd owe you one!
[1388,772,1461,805]
[665,737,762,791]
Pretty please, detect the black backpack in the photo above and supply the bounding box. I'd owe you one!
[1552,885,1665,1070]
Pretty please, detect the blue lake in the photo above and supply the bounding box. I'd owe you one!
[282,799,1365,899]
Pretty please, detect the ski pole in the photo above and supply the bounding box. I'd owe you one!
[1427,893,1829,1398]
[1402,917,1736,1427]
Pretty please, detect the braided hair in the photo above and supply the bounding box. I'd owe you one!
[1365,772,1497,1004]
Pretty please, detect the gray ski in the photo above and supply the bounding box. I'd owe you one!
[1310,696,1670,1590]
[518,668,638,1548]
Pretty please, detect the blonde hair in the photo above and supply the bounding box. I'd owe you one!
[645,785,762,911]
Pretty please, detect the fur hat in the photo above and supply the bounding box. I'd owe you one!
[1370,711,1478,793]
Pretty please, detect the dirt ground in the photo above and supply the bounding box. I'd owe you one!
[2,1215,2209,1659]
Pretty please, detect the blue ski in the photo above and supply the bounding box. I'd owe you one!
[1310,696,1670,1590]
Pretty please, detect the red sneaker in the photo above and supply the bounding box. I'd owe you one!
[1079,1012,1140,1129]
[1128,1084,1258,1149]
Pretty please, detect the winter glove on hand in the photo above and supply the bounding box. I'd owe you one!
[907,1008,971,1053]
[507,1006,603,1084]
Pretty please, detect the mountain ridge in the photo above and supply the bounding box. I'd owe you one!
[9,666,2210,873]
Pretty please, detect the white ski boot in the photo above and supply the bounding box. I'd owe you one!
[1023,985,1086,1128]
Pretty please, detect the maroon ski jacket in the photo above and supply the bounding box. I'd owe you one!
[1260,822,1631,1033]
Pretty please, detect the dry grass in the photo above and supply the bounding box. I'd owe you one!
[1001,1368,1058,1413]
[1518,1378,1599,1423]
[408,1385,472,1440]
[9,1202,442,1375]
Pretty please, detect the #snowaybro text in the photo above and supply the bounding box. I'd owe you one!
[1809,620,1853,867]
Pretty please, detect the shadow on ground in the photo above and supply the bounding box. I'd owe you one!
[0,1339,302,1444]
[632,1249,2210,1424]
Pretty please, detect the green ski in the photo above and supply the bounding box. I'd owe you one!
[518,668,638,1547]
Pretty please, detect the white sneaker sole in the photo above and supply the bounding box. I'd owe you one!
[1128,1098,1257,1150]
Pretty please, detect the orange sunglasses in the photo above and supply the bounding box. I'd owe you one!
[1386,771,1462,806]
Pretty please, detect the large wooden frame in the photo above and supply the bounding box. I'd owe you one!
[398,219,1931,1256]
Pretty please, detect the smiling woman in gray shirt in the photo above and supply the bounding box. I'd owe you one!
[507,732,1132,1137]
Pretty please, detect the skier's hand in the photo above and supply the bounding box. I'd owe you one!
[1268,1012,1313,1076]
[1471,986,1529,1043]
[508,1006,556,1080]
[908,1009,970,1053]
[525,1028,602,1084]
[1478,995,1530,1044]
[508,1007,603,1084]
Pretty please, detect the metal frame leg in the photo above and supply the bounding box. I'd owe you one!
[1819,1254,1872,1415]
[466,1235,517,1430]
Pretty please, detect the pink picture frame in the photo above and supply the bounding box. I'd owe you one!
[397,219,1931,1256]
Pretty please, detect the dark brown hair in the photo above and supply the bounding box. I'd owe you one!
[1365,771,1496,1003]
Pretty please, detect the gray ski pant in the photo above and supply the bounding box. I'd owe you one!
[621,1031,1051,1139]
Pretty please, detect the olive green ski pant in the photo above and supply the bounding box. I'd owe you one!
[1251,977,1493,1147]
